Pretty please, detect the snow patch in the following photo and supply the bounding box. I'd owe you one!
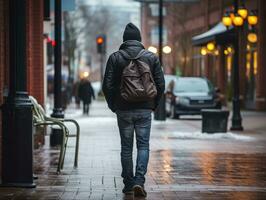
[170,131,254,141]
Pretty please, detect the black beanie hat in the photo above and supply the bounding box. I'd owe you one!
[123,23,142,42]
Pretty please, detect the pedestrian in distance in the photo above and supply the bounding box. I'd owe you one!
[102,22,165,197]
[78,78,95,115]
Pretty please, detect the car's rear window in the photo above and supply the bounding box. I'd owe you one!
[175,79,210,93]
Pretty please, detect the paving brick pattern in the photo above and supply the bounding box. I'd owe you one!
[1,101,266,200]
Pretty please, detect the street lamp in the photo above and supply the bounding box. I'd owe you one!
[247,11,258,26]
[207,42,215,51]
[222,11,233,27]
[247,32,257,43]
[163,45,172,54]
[148,46,158,54]
[148,45,172,54]
[200,47,207,56]
[237,5,248,19]
[222,1,258,131]
[233,13,244,26]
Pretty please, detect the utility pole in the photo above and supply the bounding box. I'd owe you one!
[154,0,166,121]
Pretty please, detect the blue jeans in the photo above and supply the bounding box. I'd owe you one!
[116,109,152,187]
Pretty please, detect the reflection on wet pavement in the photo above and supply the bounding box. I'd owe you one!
[0,101,266,200]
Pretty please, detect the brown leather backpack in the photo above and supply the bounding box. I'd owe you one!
[119,49,157,102]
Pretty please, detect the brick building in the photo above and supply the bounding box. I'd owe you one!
[0,0,45,180]
[139,0,266,111]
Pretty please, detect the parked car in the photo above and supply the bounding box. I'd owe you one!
[165,77,222,119]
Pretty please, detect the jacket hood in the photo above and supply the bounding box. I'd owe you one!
[123,23,142,42]
[119,40,145,58]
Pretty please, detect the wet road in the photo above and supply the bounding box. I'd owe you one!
[1,101,266,200]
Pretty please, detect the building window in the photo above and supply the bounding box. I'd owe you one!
[149,4,166,17]
[150,26,167,45]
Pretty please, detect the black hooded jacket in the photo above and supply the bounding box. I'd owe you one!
[102,23,165,112]
[102,40,165,112]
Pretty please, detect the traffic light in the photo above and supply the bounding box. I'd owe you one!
[96,34,106,54]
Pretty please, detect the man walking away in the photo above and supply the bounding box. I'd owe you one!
[78,78,95,115]
[102,23,165,197]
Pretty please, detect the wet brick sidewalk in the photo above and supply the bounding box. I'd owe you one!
[1,101,266,200]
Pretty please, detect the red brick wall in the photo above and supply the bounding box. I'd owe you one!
[0,0,45,178]
[27,0,44,106]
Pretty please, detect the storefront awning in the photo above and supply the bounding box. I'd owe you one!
[192,22,234,46]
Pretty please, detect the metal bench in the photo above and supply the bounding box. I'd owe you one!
[29,96,80,173]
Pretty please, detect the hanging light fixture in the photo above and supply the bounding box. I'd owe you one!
[248,11,258,26]
[247,32,257,43]
[224,49,229,55]
[201,47,207,56]
[227,47,233,53]
[222,11,232,27]
[237,5,248,19]
[233,13,244,26]
[207,42,215,51]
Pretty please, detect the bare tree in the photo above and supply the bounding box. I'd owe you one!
[64,4,135,81]
[167,3,193,76]
[64,11,78,81]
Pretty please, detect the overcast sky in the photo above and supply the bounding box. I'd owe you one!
[76,0,140,7]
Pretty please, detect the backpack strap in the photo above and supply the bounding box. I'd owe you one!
[119,49,145,60]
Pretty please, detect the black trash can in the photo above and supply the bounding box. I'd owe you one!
[201,109,230,133]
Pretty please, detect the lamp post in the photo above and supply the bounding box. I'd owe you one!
[51,0,64,119]
[154,0,166,121]
[222,0,258,131]
[50,0,64,147]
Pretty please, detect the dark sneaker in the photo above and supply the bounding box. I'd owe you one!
[122,185,134,194]
[133,185,147,197]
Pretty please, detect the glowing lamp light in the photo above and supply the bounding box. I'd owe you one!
[222,12,232,27]
[238,6,248,19]
[207,42,215,51]
[247,33,257,43]
[233,13,244,26]
[163,46,172,54]
[227,47,233,53]
[83,71,89,78]
[224,49,229,55]
[248,12,258,26]
[200,47,207,56]
[148,46,157,54]
[214,50,219,56]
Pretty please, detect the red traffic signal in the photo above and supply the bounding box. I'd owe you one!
[96,37,104,44]
[96,34,106,54]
